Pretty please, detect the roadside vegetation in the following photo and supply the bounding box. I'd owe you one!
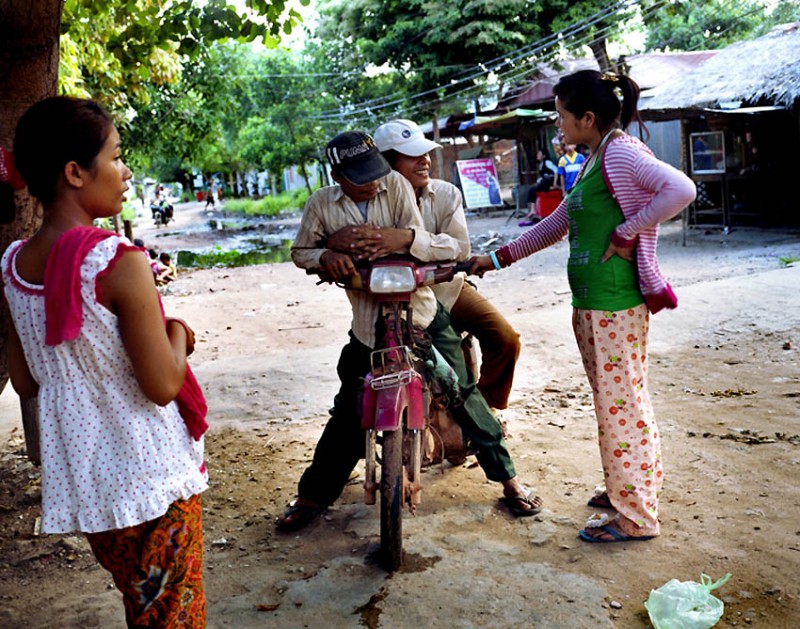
[43,0,795,201]
[221,189,309,217]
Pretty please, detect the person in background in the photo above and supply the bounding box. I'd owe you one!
[1,96,208,623]
[518,147,559,226]
[277,130,542,532]
[557,143,586,194]
[158,251,177,284]
[372,118,521,413]
[469,70,696,543]
[147,247,162,282]
[204,179,216,210]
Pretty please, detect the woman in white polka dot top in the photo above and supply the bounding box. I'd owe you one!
[2,97,209,626]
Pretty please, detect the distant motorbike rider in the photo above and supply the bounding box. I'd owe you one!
[151,185,173,226]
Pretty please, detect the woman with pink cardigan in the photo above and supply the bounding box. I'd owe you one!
[470,70,696,542]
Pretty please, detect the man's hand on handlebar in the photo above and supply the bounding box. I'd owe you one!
[319,250,357,282]
[327,224,414,261]
[467,255,496,278]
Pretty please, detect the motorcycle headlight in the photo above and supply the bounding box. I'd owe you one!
[369,266,416,293]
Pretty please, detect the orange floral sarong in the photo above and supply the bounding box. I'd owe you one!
[85,494,205,627]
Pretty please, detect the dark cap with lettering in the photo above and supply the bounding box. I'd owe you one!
[325,131,391,185]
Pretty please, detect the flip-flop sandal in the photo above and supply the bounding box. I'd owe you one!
[578,525,655,543]
[276,501,326,532]
[503,492,543,517]
[587,492,614,509]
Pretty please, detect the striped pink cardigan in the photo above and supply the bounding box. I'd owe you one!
[499,134,696,314]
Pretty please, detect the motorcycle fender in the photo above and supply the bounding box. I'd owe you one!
[406,376,425,430]
[372,387,408,432]
[361,378,377,430]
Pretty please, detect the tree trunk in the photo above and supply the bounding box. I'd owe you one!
[300,162,313,195]
[588,36,613,73]
[0,1,63,459]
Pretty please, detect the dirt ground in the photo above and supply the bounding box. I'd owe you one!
[0,202,798,628]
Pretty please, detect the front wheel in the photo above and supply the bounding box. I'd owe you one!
[380,429,403,571]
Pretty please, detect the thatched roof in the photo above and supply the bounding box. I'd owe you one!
[505,51,715,109]
[642,23,800,111]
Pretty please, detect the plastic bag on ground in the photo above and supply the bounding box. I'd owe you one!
[644,572,732,629]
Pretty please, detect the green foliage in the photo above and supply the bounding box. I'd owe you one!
[314,0,554,116]
[58,0,307,188]
[310,0,652,127]
[642,0,775,51]
[222,188,309,216]
[227,47,332,190]
[60,0,302,110]
[120,202,137,221]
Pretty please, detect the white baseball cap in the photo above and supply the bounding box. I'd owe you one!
[373,119,442,157]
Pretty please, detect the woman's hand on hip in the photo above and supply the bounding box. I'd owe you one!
[601,241,635,263]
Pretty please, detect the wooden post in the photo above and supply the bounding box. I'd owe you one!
[432,111,444,181]
[681,113,688,247]
[20,397,40,465]
[123,219,133,241]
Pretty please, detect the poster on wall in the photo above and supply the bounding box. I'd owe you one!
[455,158,503,210]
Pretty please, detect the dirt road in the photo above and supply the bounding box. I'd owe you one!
[0,204,798,627]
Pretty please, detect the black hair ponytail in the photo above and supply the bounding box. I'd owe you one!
[553,70,648,139]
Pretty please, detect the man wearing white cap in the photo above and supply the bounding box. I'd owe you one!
[279,130,542,531]
[372,119,521,414]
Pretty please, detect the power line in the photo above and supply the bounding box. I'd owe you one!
[312,0,661,128]
[313,0,768,131]
[311,0,654,122]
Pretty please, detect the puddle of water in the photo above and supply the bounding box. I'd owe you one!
[177,238,293,269]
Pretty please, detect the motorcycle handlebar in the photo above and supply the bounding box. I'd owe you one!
[454,261,474,275]
[305,258,475,285]
[306,260,474,274]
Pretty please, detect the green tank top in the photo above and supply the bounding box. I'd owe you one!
[565,155,644,311]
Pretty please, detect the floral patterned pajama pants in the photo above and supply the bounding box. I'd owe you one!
[572,304,663,537]
[85,494,205,627]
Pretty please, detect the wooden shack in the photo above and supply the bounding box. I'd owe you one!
[640,23,800,232]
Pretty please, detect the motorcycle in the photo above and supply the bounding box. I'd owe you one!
[313,257,472,571]
[151,199,174,227]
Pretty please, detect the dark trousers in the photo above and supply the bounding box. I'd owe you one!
[297,303,516,507]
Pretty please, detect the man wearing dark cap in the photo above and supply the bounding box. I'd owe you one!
[280,131,541,532]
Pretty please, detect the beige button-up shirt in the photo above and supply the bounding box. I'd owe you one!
[291,170,437,348]
[408,179,470,310]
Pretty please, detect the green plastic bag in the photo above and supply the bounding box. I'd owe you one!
[645,573,732,629]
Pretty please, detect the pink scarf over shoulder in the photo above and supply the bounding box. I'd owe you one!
[43,226,207,440]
